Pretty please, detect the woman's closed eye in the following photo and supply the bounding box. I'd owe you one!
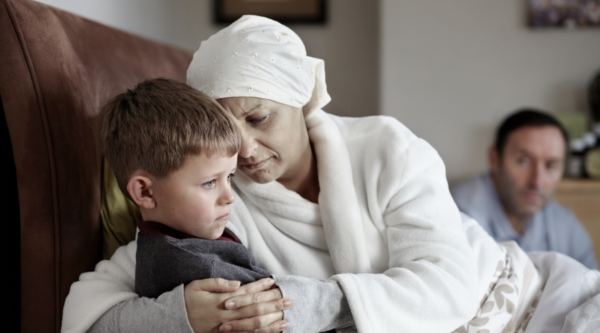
[248,115,267,125]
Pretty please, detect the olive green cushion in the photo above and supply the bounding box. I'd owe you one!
[101,158,141,259]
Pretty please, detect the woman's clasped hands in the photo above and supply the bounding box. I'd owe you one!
[184,277,291,333]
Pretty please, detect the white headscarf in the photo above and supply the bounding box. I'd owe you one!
[187,15,330,116]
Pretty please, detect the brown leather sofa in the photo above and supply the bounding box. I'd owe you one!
[0,0,192,331]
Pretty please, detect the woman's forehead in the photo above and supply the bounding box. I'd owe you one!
[218,97,278,112]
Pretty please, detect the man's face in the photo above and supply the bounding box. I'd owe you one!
[491,126,566,219]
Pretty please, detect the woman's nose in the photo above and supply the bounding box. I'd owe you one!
[238,129,258,159]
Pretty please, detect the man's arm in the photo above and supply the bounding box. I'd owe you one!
[579,246,598,270]
[555,205,599,270]
[571,221,598,270]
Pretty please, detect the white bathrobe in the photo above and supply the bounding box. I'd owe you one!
[226,109,480,332]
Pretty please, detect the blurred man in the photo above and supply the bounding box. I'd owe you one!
[451,109,597,269]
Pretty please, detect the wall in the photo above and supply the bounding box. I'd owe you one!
[381,0,600,182]
[34,0,379,117]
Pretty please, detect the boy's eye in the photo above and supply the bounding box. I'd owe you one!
[202,180,216,188]
[227,173,235,182]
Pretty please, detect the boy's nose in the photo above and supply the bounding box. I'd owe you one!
[219,184,235,205]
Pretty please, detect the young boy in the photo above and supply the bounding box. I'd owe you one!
[99,78,270,299]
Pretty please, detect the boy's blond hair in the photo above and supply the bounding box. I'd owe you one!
[100,78,240,196]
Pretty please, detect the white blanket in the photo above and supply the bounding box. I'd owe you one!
[527,252,600,332]
[458,216,544,333]
[460,213,600,333]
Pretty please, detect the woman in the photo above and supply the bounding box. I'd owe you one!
[62,15,600,333]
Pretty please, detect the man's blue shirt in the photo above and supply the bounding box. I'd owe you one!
[451,173,597,269]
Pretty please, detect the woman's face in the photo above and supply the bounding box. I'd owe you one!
[217,97,311,185]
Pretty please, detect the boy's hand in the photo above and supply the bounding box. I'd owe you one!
[184,278,290,333]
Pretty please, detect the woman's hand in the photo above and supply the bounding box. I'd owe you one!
[220,284,288,332]
[184,278,290,333]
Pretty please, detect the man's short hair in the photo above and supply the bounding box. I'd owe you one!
[494,108,569,155]
[100,78,241,195]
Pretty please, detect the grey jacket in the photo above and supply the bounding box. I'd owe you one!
[135,221,270,299]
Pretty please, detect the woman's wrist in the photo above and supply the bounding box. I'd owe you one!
[272,274,354,332]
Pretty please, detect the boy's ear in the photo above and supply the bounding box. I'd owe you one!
[127,174,156,209]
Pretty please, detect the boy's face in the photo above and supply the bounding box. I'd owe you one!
[150,153,238,240]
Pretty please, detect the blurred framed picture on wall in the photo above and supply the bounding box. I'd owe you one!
[528,0,600,28]
[214,0,327,24]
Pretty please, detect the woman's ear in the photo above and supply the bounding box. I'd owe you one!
[127,174,156,209]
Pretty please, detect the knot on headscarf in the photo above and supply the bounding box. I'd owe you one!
[187,15,331,116]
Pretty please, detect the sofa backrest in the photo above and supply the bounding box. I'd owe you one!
[0,0,192,331]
